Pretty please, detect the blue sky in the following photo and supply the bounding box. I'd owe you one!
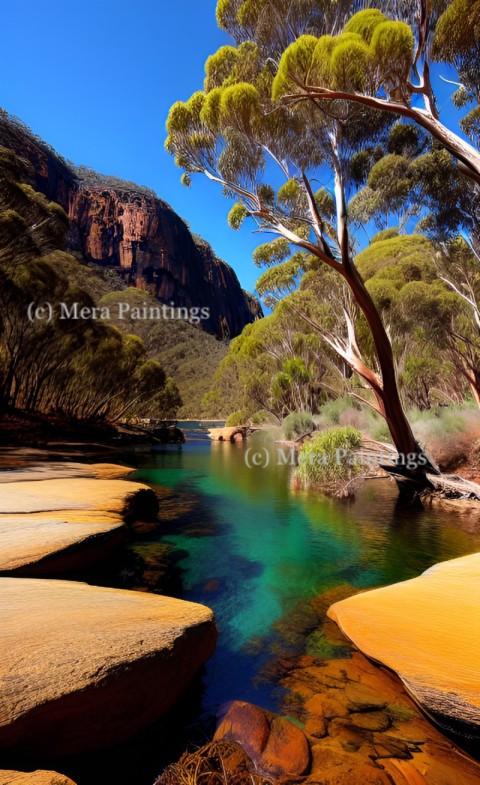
[1,0,264,293]
[0,0,468,296]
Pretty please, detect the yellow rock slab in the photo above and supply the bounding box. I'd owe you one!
[0,578,216,756]
[0,462,134,483]
[0,771,76,785]
[328,553,480,733]
[0,465,154,574]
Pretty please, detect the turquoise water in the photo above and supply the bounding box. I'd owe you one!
[131,429,480,718]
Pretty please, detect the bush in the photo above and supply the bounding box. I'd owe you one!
[226,408,251,426]
[318,397,359,425]
[282,411,315,440]
[251,409,272,424]
[294,427,362,494]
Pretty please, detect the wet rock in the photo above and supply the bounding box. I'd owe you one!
[276,651,480,784]
[214,700,310,778]
[304,693,350,719]
[329,554,480,737]
[349,711,390,732]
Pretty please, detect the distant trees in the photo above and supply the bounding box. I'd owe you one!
[0,146,169,423]
[204,275,343,422]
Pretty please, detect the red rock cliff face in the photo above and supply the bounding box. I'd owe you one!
[0,112,262,338]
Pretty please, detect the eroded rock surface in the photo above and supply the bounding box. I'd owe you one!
[0,770,76,785]
[0,464,156,575]
[277,650,480,784]
[328,553,480,737]
[0,578,216,756]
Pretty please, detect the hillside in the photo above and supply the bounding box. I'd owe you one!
[0,109,262,341]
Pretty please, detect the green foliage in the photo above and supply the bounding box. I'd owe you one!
[387,123,424,157]
[432,0,480,60]
[370,21,414,84]
[318,397,358,426]
[228,202,248,229]
[253,237,290,267]
[282,411,315,440]
[371,227,399,243]
[220,82,260,131]
[344,10,387,44]
[272,35,318,100]
[226,408,251,425]
[330,36,371,91]
[256,253,306,296]
[204,45,239,91]
[277,178,300,207]
[294,427,362,490]
[460,106,480,145]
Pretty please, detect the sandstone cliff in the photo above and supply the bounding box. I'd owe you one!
[0,110,262,338]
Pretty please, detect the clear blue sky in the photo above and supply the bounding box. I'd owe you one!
[0,0,467,295]
[1,0,263,293]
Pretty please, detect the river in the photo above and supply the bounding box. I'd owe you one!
[130,429,480,715]
[34,427,480,784]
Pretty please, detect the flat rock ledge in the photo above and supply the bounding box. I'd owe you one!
[0,770,76,785]
[0,578,216,756]
[0,463,157,575]
[328,553,480,738]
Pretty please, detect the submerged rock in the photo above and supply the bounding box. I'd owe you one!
[0,463,158,575]
[328,553,480,739]
[0,578,216,756]
[278,649,480,784]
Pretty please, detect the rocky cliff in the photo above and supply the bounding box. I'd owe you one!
[0,110,262,338]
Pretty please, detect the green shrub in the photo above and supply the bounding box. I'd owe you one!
[294,427,362,491]
[370,420,392,442]
[282,411,315,440]
[251,409,271,424]
[226,408,250,426]
[318,397,359,425]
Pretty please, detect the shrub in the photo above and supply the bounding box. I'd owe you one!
[251,409,271,424]
[282,411,315,440]
[294,427,362,494]
[318,397,359,425]
[226,408,251,426]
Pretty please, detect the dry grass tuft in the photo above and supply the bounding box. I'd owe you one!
[154,741,273,785]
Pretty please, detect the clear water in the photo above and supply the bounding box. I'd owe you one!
[130,429,480,718]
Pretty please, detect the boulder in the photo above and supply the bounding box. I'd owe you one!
[214,700,310,778]
[0,464,157,575]
[0,772,76,785]
[0,578,216,756]
[328,553,480,737]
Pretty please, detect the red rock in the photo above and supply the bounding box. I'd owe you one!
[262,716,311,777]
[0,114,262,340]
[214,701,311,778]
[215,701,270,760]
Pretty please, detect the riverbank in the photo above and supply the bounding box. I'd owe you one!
[0,456,216,783]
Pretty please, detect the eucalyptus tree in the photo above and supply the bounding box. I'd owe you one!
[272,1,480,185]
[166,2,440,476]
